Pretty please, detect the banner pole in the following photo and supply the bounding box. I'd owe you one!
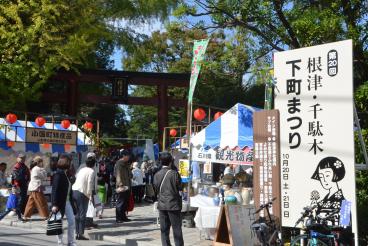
[186,102,193,205]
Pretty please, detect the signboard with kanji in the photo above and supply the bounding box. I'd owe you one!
[253,110,281,220]
[274,40,357,240]
[26,128,77,145]
[191,147,253,165]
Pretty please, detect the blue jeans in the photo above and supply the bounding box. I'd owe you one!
[57,201,76,245]
[72,190,89,235]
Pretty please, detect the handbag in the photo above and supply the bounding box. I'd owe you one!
[145,184,155,197]
[46,211,63,236]
[127,192,134,212]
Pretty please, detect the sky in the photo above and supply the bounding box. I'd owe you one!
[110,19,164,70]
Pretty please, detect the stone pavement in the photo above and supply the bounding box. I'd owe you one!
[0,202,213,246]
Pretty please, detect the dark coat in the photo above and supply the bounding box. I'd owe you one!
[153,166,182,211]
[115,159,132,188]
[51,169,76,216]
[11,162,30,190]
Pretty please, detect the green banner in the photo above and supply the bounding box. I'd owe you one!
[188,39,209,103]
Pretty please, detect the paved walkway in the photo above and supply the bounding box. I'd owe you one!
[0,202,213,246]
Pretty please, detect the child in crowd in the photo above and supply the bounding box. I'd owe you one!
[0,186,21,221]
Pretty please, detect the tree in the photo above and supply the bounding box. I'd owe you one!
[176,0,368,87]
[123,23,264,140]
[0,0,179,112]
[0,0,107,111]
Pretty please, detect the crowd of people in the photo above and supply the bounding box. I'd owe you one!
[0,149,185,246]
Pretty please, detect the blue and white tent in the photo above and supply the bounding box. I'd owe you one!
[0,118,92,153]
[191,103,261,164]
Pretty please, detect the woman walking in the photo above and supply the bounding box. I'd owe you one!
[51,154,77,246]
[72,154,95,240]
[23,156,48,220]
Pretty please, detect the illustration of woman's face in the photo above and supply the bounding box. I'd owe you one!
[318,168,334,190]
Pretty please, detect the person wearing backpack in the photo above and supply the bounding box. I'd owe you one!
[153,152,183,246]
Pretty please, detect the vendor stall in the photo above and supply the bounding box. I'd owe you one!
[188,103,261,239]
[0,116,94,209]
[191,103,260,165]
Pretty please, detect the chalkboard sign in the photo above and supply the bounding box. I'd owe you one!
[214,205,257,246]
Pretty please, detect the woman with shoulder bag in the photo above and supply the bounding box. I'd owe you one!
[51,154,77,246]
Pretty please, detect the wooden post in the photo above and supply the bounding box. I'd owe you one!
[158,83,168,148]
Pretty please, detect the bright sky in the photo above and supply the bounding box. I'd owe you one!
[110,19,164,70]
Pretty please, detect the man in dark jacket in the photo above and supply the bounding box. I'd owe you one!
[115,149,132,223]
[153,152,183,246]
[11,153,30,218]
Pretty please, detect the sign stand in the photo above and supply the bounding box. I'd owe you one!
[213,206,231,246]
[213,205,256,246]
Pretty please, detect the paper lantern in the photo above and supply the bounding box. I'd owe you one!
[214,112,223,120]
[193,108,206,121]
[61,119,70,129]
[7,141,15,147]
[6,113,17,124]
[35,116,46,127]
[42,143,51,148]
[169,129,177,137]
[84,121,93,131]
[64,144,71,151]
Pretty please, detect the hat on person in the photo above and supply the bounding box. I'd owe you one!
[17,153,25,159]
[132,162,139,168]
[87,152,96,159]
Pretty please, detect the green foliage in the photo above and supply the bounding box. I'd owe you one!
[178,0,368,87]
[355,82,368,244]
[122,23,262,140]
[0,0,178,112]
[0,0,105,111]
[105,0,178,21]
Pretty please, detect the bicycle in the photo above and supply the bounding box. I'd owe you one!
[290,206,348,246]
[251,197,282,246]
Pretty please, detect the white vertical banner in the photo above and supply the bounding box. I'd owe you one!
[274,40,357,239]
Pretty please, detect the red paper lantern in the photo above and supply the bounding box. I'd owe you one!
[84,121,93,130]
[42,143,51,148]
[35,116,46,127]
[61,119,70,129]
[5,113,17,124]
[214,112,223,120]
[64,144,71,151]
[7,141,15,147]
[169,129,177,137]
[193,108,206,121]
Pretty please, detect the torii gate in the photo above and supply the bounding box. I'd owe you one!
[42,69,190,145]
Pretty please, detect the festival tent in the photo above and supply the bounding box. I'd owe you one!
[0,118,93,154]
[190,103,261,165]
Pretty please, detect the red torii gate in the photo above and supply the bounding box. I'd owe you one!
[42,69,190,144]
